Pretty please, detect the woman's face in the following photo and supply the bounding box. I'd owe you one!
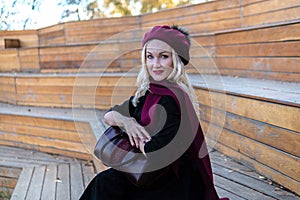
[146,40,173,81]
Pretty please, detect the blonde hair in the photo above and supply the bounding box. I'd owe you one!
[132,42,199,115]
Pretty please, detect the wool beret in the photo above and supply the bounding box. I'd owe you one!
[142,25,190,65]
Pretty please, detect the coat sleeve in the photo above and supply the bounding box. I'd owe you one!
[108,96,134,118]
[144,96,181,153]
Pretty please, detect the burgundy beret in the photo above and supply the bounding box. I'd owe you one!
[142,25,190,65]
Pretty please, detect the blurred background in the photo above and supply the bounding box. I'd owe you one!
[0,0,213,30]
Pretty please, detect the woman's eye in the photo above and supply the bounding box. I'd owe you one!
[147,55,153,59]
[161,55,169,59]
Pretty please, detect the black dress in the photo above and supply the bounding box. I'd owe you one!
[80,94,209,200]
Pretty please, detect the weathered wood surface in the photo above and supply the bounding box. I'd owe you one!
[190,74,300,195]
[0,101,99,160]
[0,30,38,49]
[211,151,299,200]
[0,145,95,200]
[214,21,300,82]
[0,145,298,200]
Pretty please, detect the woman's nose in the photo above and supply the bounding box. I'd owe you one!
[153,59,161,67]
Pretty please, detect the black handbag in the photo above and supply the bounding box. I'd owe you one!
[94,126,169,187]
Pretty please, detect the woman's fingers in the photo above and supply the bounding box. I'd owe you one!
[128,135,135,147]
[125,117,151,147]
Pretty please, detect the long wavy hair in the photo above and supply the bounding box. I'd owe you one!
[132,42,199,115]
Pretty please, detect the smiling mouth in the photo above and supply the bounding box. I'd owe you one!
[153,70,164,74]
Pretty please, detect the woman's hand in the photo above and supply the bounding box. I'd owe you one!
[104,111,151,148]
[123,117,151,148]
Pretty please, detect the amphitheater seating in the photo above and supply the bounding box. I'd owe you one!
[0,145,95,199]
[0,0,299,197]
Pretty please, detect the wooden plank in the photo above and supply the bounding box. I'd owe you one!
[211,142,300,196]
[11,167,34,200]
[242,0,300,16]
[193,34,216,47]
[15,75,136,87]
[219,68,300,82]
[216,22,300,45]
[181,7,241,25]
[40,164,57,200]
[65,15,138,29]
[217,41,300,57]
[38,24,65,35]
[0,166,21,179]
[214,174,272,200]
[195,89,300,132]
[215,186,246,200]
[141,0,240,24]
[26,166,46,200]
[19,48,40,72]
[242,6,300,27]
[39,45,95,55]
[17,85,135,96]
[0,49,21,72]
[201,106,300,157]
[81,162,95,188]
[0,133,87,153]
[56,164,70,200]
[0,114,78,131]
[70,162,84,199]
[0,123,81,142]
[215,57,300,73]
[212,162,298,200]
[0,145,74,165]
[204,121,300,182]
[241,0,268,6]
[38,29,65,40]
[0,140,91,161]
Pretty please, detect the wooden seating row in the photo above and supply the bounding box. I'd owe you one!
[0,0,299,196]
[37,0,300,46]
[0,72,299,195]
[2,142,298,199]
[0,101,99,161]
[0,20,299,83]
[0,145,95,199]
[1,0,299,48]
[0,73,137,108]
[191,75,299,195]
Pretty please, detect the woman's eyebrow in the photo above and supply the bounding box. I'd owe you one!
[146,50,170,54]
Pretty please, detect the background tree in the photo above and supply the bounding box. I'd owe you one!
[0,0,209,30]
[0,0,42,30]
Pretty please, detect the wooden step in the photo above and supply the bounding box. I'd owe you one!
[0,146,96,200]
[0,101,108,161]
[189,74,300,195]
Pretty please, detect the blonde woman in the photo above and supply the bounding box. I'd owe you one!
[80,25,228,200]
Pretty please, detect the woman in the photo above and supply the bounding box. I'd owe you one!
[80,25,228,200]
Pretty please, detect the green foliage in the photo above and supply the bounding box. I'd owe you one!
[90,0,191,18]
[0,190,11,200]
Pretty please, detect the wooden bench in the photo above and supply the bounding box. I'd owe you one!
[190,74,300,196]
[0,118,298,200]
[0,72,299,196]
[0,145,95,199]
[0,101,102,161]
[0,0,299,197]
